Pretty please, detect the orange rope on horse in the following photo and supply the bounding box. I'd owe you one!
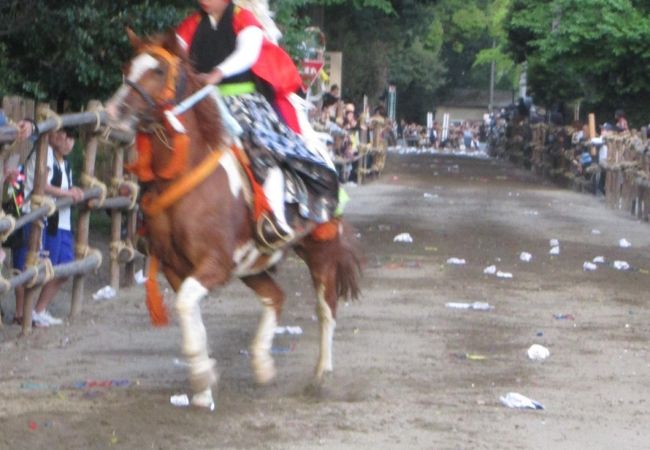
[141,146,226,216]
[231,145,271,221]
[145,255,169,326]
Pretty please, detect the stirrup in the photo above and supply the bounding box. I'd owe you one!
[256,213,294,251]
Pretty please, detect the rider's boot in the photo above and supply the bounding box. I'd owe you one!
[257,167,294,249]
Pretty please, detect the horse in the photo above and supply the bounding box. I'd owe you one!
[105,29,362,410]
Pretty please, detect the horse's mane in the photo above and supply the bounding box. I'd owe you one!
[144,30,225,150]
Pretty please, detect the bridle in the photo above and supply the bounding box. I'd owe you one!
[124,45,189,129]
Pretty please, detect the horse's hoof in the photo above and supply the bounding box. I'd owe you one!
[191,388,215,411]
[252,357,276,385]
[314,367,333,385]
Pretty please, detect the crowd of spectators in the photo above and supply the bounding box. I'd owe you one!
[397,119,482,151]
[312,85,394,183]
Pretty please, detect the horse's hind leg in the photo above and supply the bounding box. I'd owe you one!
[313,274,337,381]
[241,272,284,384]
[175,276,217,410]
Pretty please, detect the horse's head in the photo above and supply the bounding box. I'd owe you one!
[106,28,189,131]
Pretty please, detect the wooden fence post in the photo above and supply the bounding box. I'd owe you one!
[21,121,50,336]
[123,143,137,288]
[110,142,124,290]
[70,102,100,318]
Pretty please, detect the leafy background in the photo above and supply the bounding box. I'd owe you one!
[1,0,649,125]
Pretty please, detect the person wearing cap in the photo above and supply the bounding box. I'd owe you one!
[175,0,339,246]
[13,127,84,327]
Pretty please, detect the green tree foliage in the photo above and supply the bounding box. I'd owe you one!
[319,0,446,121]
[1,1,193,108]
[505,0,650,124]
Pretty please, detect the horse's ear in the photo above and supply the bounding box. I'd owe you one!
[163,28,185,59]
[126,27,142,49]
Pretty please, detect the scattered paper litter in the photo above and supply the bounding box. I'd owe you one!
[274,326,303,335]
[527,344,550,361]
[92,285,116,301]
[583,262,597,271]
[423,192,438,198]
[447,258,466,265]
[591,229,601,235]
[500,392,544,410]
[134,269,147,284]
[520,252,532,262]
[592,256,605,264]
[549,246,560,255]
[619,238,631,248]
[549,239,559,247]
[445,302,493,311]
[496,271,513,279]
[613,260,630,271]
[170,394,190,407]
[483,265,497,275]
[393,233,413,243]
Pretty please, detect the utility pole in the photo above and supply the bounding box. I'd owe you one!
[488,40,496,113]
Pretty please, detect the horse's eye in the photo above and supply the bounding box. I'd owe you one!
[154,67,165,76]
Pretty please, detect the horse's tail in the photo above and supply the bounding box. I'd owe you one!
[334,220,363,301]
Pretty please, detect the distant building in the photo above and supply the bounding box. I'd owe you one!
[435,89,513,124]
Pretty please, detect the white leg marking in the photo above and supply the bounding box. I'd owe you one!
[220,151,243,197]
[316,284,336,379]
[251,298,277,384]
[175,277,217,407]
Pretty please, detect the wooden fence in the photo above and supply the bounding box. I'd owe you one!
[0,97,137,336]
[496,120,650,222]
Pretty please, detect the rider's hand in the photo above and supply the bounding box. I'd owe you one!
[198,68,224,86]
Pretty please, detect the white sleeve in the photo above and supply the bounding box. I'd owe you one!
[176,34,189,52]
[46,147,54,184]
[216,26,264,78]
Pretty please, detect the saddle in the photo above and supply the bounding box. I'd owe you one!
[232,141,339,252]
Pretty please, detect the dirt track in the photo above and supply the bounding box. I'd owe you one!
[2,149,650,449]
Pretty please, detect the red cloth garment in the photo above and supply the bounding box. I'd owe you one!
[176,8,302,133]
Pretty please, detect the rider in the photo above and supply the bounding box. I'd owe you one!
[176,0,338,247]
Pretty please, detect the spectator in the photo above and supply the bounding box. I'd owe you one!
[614,109,629,132]
[1,115,37,325]
[321,84,339,109]
[14,127,84,327]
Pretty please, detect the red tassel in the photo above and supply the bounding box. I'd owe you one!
[126,133,155,182]
[310,219,339,241]
[145,256,169,326]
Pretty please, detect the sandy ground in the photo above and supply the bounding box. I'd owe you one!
[1,148,649,450]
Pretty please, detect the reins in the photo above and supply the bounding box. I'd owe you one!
[140,145,230,217]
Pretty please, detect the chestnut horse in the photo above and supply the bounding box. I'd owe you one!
[106,30,361,409]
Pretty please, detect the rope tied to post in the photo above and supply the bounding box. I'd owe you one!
[0,272,11,294]
[110,240,135,263]
[88,103,104,133]
[110,178,140,210]
[0,210,17,243]
[80,173,107,207]
[43,107,63,131]
[30,194,57,216]
[26,257,54,288]
[75,244,103,270]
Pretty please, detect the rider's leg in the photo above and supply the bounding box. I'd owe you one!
[263,166,292,235]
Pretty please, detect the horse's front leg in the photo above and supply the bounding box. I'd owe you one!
[175,275,219,410]
[241,272,284,384]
